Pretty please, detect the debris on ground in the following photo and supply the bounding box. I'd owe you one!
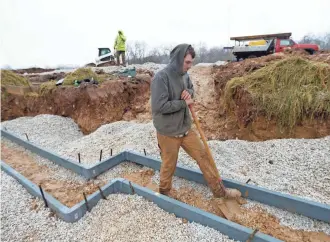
[63,68,103,85]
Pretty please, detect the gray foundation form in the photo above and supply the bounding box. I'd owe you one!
[1,162,281,242]
[1,129,329,241]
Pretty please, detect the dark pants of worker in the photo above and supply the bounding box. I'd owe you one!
[116,51,126,66]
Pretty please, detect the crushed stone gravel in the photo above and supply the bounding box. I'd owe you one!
[1,115,330,236]
[1,171,235,242]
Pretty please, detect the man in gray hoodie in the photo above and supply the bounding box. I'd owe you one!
[151,44,240,199]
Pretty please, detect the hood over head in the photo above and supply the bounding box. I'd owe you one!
[169,44,191,75]
[118,30,123,34]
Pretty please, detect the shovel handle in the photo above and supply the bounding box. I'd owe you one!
[189,105,219,173]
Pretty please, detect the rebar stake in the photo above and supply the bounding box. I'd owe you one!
[25,133,29,141]
[83,192,90,212]
[246,228,259,242]
[129,181,135,195]
[143,148,146,156]
[246,178,251,184]
[98,186,107,200]
[99,149,103,162]
[78,153,81,163]
[111,149,113,156]
[39,185,48,208]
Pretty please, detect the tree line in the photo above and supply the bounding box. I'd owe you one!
[125,32,330,65]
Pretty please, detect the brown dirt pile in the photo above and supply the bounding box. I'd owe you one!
[1,74,152,134]
[1,143,105,207]
[13,68,56,74]
[202,53,330,141]
[122,169,330,242]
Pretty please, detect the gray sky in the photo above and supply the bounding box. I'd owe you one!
[1,0,329,68]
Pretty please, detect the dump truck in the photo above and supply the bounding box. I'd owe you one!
[229,32,320,61]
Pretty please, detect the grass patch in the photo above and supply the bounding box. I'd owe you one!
[224,57,330,129]
[40,80,57,95]
[63,68,106,85]
[1,70,30,87]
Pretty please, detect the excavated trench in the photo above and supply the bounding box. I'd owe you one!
[3,62,330,141]
[1,74,152,135]
[1,143,104,207]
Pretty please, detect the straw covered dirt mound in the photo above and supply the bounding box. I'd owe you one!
[1,75,152,134]
[1,70,31,87]
[210,56,330,140]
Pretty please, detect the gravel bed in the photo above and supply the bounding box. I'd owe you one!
[1,115,330,235]
[1,171,235,242]
[1,115,83,150]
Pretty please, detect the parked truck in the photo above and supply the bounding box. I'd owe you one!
[229,32,320,61]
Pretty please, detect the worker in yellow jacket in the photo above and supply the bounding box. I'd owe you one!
[114,30,127,66]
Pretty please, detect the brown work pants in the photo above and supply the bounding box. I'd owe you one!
[157,130,224,197]
[116,51,126,66]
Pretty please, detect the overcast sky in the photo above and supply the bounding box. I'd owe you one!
[1,0,329,68]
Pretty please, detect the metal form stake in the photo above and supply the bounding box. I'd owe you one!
[246,228,259,242]
[143,149,146,156]
[39,185,48,207]
[110,149,113,156]
[78,153,81,163]
[99,150,103,162]
[98,186,107,199]
[129,181,135,195]
[246,178,251,184]
[83,192,90,212]
[25,133,29,141]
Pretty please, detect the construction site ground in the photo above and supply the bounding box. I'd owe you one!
[1,52,330,241]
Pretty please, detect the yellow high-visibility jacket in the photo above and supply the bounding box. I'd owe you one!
[114,30,126,51]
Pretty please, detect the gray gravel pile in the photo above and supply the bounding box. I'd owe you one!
[1,115,83,150]
[1,171,235,242]
[56,121,159,164]
[195,61,227,67]
[93,62,166,75]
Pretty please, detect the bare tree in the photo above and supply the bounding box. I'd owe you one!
[299,32,330,50]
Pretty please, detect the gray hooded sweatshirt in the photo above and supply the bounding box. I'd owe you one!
[151,44,194,136]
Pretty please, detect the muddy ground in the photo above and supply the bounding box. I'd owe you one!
[1,143,104,207]
[122,169,330,242]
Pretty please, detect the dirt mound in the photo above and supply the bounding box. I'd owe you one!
[224,57,330,129]
[1,74,151,134]
[63,68,101,85]
[27,72,66,84]
[1,70,31,87]
[205,56,330,140]
[13,67,55,74]
[213,54,285,92]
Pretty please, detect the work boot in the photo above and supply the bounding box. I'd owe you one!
[214,179,241,199]
[224,188,242,199]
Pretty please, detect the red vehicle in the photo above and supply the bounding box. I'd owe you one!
[229,32,320,61]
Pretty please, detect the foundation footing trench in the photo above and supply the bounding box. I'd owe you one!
[1,129,330,242]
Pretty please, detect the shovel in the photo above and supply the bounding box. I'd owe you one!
[188,104,242,221]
